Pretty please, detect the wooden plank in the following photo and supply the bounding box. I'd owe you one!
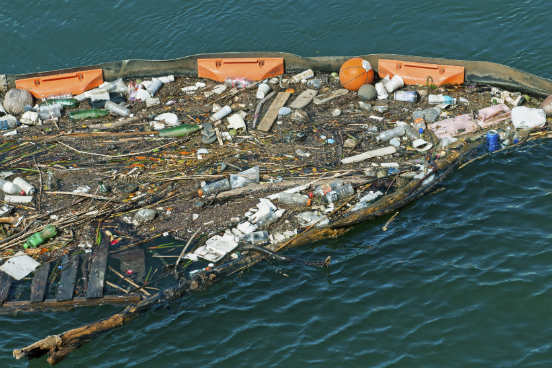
[0,271,12,304]
[0,295,141,313]
[56,255,79,301]
[30,263,50,303]
[257,92,291,132]
[86,238,109,299]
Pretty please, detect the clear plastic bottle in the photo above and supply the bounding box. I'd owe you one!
[241,231,269,245]
[275,192,311,207]
[376,126,405,142]
[12,177,34,195]
[394,90,418,102]
[38,104,62,120]
[0,179,22,195]
[229,166,260,189]
[224,77,253,89]
[315,180,355,203]
[105,101,130,117]
[198,178,231,197]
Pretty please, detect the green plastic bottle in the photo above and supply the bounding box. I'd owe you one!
[69,109,109,120]
[44,98,79,108]
[159,124,201,137]
[23,225,57,249]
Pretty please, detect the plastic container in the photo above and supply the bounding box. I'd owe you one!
[12,177,34,195]
[376,126,405,142]
[486,130,500,152]
[198,178,231,197]
[256,83,271,99]
[224,77,253,89]
[105,101,130,117]
[229,166,260,189]
[0,115,18,130]
[375,82,388,99]
[210,105,232,121]
[158,124,201,137]
[428,94,456,105]
[511,106,546,129]
[0,179,22,194]
[241,231,269,245]
[394,90,418,102]
[383,75,404,93]
[275,192,311,207]
[147,78,163,96]
[23,225,57,249]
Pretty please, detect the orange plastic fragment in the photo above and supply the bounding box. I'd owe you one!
[15,69,104,98]
[197,58,284,82]
[378,59,464,86]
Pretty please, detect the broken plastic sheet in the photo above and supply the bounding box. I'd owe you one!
[0,251,40,280]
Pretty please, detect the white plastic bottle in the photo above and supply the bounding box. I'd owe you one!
[0,179,22,195]
[376,126,406,142]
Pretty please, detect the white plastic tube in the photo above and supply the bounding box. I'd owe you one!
[383,75,404,93]
[210,105,232,122]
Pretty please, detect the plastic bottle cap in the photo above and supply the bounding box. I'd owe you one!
[197,189,204,197]
[306,198,312,207]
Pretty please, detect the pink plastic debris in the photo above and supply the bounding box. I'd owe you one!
[429,114,479,139]
[477,104,511,128]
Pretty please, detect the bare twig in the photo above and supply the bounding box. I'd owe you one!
[56,141,177,158]
[175,228,201,270]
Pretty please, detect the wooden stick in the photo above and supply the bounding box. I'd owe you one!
[175,228,201,269]
[105,281,128,294]
[45,191,119,201]
[108,266,151,296]
[56,141,177,158]
[382,211,399,231]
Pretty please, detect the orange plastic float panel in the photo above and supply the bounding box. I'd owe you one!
[378,59,464,86]
[15,69,104,98]
[197,57,284,82]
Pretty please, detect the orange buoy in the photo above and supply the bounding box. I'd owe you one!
[339,57,374,91]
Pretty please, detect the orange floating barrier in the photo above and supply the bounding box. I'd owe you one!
[15,69,104,98]
[197,57,284,82]
[378,59,464,86]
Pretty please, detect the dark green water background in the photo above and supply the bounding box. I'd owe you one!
[1,1,552,367]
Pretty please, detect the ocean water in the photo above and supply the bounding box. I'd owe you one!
[1,1,552,367]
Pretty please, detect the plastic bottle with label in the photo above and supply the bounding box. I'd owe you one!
[229,166,260,189]
[12,177,34,195]
[315,180,355,203]
[428,94,456,105]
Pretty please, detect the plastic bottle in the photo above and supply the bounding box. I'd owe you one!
[12,177,34,195]
[229,166,260,189]
[290,69,314,83]
[210,105,232,121]
[241,231,269,245]
[198,178,231,197]
[428,94,456,105]
[69,109,109,120]
[105,101,130,117]
[376,126,405,142]
[224,77,253,89]
[38,104,62,120]
[394,91,418,102]
[158,124,201,137]
[0,117,18,130]
[256,83,271,99]
[23,225,57,249]
[44,98,79,108]
[275,192,311,207]
[0,179,22,194]
[315,180,355,203]
[147,78,163,96]
[404,125,419,140]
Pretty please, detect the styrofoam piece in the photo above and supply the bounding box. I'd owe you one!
[0,251,40,280]
[511,106,546,129]
[155,112,179,127]
[341,146,397,164]
[227,113,246,130]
